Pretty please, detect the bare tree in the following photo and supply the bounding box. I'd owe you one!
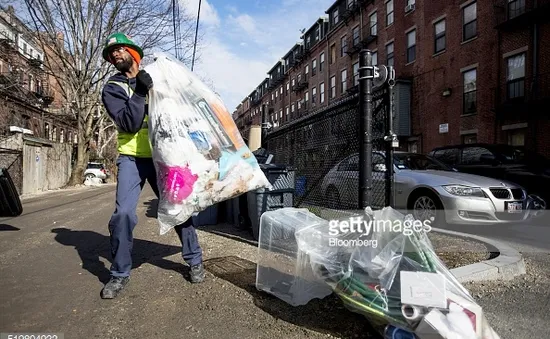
[21,0,201,185]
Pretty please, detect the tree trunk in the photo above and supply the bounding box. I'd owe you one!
[67,119,91,186]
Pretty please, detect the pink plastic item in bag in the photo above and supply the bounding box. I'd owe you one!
[164,165,198,204]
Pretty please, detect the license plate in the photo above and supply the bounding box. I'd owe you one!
[507,201,523,213]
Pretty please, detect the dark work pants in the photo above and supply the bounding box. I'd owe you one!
[108,155,203,277]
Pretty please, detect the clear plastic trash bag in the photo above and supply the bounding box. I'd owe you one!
[143,53,271,234]
[260,207,501,339]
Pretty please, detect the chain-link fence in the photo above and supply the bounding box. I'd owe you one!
[263,86,392,220]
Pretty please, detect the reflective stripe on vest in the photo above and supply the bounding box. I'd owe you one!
[108,80,152,158]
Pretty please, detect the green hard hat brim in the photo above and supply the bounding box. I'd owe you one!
[102,43,144,62]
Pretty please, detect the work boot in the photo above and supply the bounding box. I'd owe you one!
[101,276,129,299]
[189,263,205,283]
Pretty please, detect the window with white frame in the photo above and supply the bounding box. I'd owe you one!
[407,29,416,63]
[353,62,359,86]
[463,2,477,41]
[434,19,446,54]
[463,68,477,114]
[341,69,347,93]
[341,35,348,56]
[312,59,317,75]
[330,76,336,98]
[320,83,325,103]
[372,51,378,66]
[305,64,309,75]
[312,87,317,104]
[333,8,339,25]
[386,0,394,26]
[370,12,377,35]
[320,52,325,71]
[386,42,394,66]
[507,53,525,99]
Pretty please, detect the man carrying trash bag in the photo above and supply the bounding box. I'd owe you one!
[99,32,205,299]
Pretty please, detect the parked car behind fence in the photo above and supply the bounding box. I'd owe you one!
[428,143,549,210]
[321,151,542,226]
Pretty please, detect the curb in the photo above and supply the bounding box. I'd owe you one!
[431,227,526,283]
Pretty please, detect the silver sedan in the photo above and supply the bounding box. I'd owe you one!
[320,151,540,225]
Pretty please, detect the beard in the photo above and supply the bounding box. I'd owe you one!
[114,57,133,73]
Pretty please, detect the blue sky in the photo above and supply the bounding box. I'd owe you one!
[181,0,335,112]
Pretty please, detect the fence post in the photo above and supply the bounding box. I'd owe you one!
[358,49,373,209]
[384,67,397,207]
[261,103,267,148]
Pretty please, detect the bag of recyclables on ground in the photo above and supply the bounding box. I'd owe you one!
[143,53,271,234]
[255,207,501,339]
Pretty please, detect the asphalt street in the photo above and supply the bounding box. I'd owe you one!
[1,184,548,339]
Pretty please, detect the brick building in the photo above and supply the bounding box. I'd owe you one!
[234,0,550,157]
[0,5,76,143]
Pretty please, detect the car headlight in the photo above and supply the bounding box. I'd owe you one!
[442,185,486,197]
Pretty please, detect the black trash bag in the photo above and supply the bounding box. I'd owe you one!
[0,168,23,217]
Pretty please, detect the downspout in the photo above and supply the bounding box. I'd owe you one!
[494,22,502,144]
[532,0,539,152]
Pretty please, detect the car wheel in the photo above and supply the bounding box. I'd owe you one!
[85,173,95,180]
[410,192,444,226]
[326,186,341,210]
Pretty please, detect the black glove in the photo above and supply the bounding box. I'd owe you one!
[135,70,153,96]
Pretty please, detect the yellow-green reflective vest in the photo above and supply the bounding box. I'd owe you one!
[107,80,152,158]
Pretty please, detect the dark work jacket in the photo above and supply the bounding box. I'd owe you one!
[101,72,147,134]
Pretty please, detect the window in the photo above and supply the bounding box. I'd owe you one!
[507,129,526,146]
[333,8,339,25]
[292,78,296,87]
[330,76,336,98]
[353,62,359,86]
[462,134,477,144]
[312,87,317,104]
[461,147,493,165]
[280,87,283,95]
[463,68,477,114]
[463,2,477,41]
[330,44,336,64]
[286,82,289,95]
[372,51,378,66]
[432,148,459,165]
[434,19,446,54]
[406,30,416,63]
[320,52,325,71]
[312,59,317,75]
[286,107,290,117]
[386,42,394,67]
[341,69,347,93]
[292,103,295,112]
[508,0,525,19]
[305,92,309,107]
[386,0,394,26]
[305,64,309,75]
[370,12,378,35]
[279,109,283,120]
[341,36,347,56]
[506,53,525,99]
[320,83,325,103]
[352,26,360,46]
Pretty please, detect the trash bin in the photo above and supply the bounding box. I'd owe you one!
[247,163,295,241]
[192,204,219,226]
